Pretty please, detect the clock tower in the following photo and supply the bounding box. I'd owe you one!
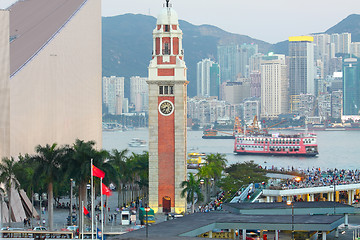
[147,0,187,214]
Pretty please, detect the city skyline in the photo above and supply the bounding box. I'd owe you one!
[0,0,359,43]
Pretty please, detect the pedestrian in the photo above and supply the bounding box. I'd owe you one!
[42,218,46,226]
[24,218,27,227]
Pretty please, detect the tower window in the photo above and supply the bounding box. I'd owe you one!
[163,43,170,55]
[159,85,174,95]
[165,25,170,32]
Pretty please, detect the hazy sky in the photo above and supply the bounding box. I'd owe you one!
[1,0,359,43]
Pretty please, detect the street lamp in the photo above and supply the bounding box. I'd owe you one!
[144,205,150,239]
[287,200,294,240]
[34,193,47,226]
[200,179,205,203]
[333,174,336,215]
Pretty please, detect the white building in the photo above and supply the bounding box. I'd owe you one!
[331,33,351,54]
[130,76,148,112]
[260,54,288,119]
[197,58,214,97]
[102,76,125,115]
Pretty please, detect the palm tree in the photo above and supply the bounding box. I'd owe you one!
[66,139,113,230]
[0,157,20,227]
[108,149,128,207]
[181,173,203,214]
[31,143,69,230]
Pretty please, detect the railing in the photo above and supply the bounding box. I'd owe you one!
[0,230,74,239]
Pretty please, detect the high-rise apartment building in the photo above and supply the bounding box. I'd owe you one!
[130,76,148,112]
[196,59,220,98]
[209,63,220,98]
[260,54,288,119]
[238,43,258,78]
[250,71,261,98]
[217,43,258,82]
[289,36,315,97]
[351,42,360,58]
[217,44,238,82]
[102,76,124,115]
[331,33,351,54]
[342,58,360,115]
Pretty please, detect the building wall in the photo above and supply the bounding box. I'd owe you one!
[103,76,124,115]
[130,76,148,112]
[289,38,314,96]
[343,58,360,115]
[260,55,288,118]
[9,0,102,156]
[0,10,10,159]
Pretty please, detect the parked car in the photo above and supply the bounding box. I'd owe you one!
[33,226,47,231]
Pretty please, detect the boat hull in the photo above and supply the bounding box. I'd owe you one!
[233,151,318,157]
[202,135,235,139]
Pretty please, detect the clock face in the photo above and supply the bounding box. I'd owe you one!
[159,100,174,116]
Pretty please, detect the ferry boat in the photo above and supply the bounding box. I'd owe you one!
[187,152,206,169]
[128,138,147,147]
[234,132,319,157]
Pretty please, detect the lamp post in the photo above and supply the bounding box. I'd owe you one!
[333,173,336,215]
[200,179,205,203]
[34,193,47,226]
[144,205,150,239]
[69,178,75,225]
[287,200,294,240]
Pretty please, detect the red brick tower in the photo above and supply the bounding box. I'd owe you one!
[147,0,187,214]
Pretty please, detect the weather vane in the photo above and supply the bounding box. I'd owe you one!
[166,0,170,8]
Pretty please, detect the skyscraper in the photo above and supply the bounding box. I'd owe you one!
[217,44,238,82]
[217,43,258,82]
[209,62,220,98]
[331,33,351,54]
[196,58,220,98]
[102,76,125,115]
[260,54,288,118]
[342,58,360,115]
[289,36,315,97]
[130,76,148,112]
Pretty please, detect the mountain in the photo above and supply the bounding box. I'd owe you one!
[326,14,360,42]
[102,14,271,97]
[102,13,360,98]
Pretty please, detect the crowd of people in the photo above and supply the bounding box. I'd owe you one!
[279,167,360,189]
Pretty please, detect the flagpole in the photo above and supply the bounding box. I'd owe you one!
[101,178,104,240]
[81,201,84,240]
[91,159,94,240]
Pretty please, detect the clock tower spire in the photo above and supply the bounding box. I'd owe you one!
[147,1,187,214]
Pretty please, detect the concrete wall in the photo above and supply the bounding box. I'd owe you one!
[0,10,10,159]
[9,0,102,157]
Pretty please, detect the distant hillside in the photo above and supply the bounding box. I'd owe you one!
[326,14,360,42]
[270,14,360,55]
[102,14,271,97]
[102,13,360,97]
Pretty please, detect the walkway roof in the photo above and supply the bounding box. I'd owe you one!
[116,211,344,240]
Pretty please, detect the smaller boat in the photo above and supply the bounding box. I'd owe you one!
[128,138,147,147]
[187,152,206,169]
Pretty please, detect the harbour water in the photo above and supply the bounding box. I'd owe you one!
[103,129,360,170]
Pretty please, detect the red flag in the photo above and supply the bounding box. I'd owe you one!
[83,206,90,218]
[92,165,105,179]
[102,183,112,196]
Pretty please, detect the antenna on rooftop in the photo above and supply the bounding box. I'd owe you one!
[166,0,169,8]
